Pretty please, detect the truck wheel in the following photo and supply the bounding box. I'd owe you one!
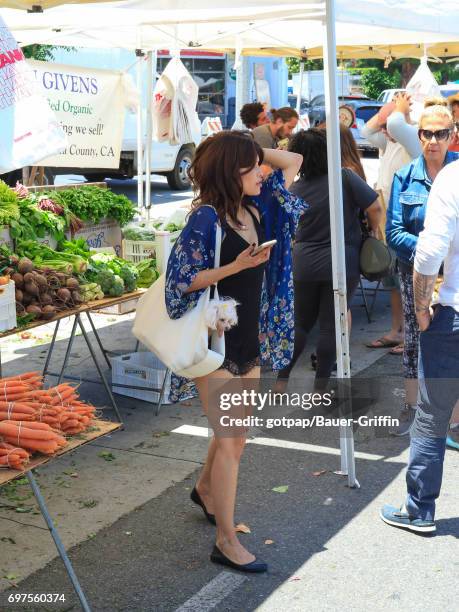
[84,173,108,183]
[166,147,194,190]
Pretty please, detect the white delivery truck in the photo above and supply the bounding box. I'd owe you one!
[1,48,201,190]
[82,132,199,190]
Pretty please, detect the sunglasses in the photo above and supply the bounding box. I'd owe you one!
[418,128,452,142]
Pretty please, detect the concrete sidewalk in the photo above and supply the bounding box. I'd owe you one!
[0,290,457,612]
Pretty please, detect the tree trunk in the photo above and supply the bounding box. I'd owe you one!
[401,61,417,87]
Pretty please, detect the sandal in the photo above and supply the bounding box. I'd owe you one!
[389,343,404,355]
[366,337,402,349]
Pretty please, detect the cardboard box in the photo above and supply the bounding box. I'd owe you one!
[71,218,122,257]
[0,226,14,251]
[95,296,141,315]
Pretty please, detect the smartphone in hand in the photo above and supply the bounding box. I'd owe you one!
[251,240,277,256]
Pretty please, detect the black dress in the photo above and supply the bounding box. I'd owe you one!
[217,206,266,375]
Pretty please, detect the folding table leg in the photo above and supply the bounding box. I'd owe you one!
[156,368,170,416]
[77,314,123,423]
[85,312,111,369]
[359,277,372,323]
[369,280,381,321]
[42,319,61,377]
[26,471,91,612]
[57,316,79,385]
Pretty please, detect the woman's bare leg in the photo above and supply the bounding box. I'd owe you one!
[194,365,261,565]
[195,368,233,514]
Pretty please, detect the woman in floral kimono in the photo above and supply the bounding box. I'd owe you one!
[165,131,307,572]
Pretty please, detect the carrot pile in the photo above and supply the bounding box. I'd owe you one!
[0,372,98,469]
[0,441,30,470]
[0,421,67,456]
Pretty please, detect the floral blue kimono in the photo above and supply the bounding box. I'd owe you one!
[165,169,308,402]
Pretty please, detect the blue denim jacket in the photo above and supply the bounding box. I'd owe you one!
[386,152,459,266]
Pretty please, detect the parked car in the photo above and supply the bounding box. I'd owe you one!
[287,94,310,115]
[377,88,406,103]
[439,83,459,99]
[308,94,383,151]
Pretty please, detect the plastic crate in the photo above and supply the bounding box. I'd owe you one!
[0,281,17,333]
[111,352,171,404]
[122,239,156,264]
[122,230,181,274]
[154,230,181,274]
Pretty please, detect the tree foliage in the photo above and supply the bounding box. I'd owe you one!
[286,57,323,76]
[351,67,401,99]
[22,45,74,62]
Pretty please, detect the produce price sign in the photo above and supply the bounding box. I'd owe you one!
[0,16,66,173]
[27,60,127,169]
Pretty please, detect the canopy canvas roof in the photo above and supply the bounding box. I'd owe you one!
[3,2,459,60]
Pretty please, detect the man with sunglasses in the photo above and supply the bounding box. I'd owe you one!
[385,105,458,440]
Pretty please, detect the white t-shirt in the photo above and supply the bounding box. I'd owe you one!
[415,160,459,312]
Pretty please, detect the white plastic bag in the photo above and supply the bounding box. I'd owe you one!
[406,58,441,122]
[152,57,201,145]
[0,16,67,174]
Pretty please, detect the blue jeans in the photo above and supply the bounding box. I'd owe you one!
[405,305,459,521]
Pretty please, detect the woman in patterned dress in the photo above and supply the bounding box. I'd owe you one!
[165,131,306,572]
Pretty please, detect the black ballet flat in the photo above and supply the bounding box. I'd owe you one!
[190,486,216,525]
[210,545,268,573]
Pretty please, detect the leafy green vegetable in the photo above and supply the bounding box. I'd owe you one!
[9,198,66,243]
[135,258,159,288]
[16,241,87,273]
[50,186,137,227]
[0,181,20,226]
[122,225,156,241]
[89,253,138,292]
[58,238,90,259]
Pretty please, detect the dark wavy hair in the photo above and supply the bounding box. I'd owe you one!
[340,125,366,181]
[189,130,264,228]
[288,128,328,179]
[240,102,265,129]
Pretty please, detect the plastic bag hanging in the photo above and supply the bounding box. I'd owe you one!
[406,57,441,122]
[152,57,200,145]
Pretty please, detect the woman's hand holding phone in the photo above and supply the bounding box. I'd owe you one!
[233,243,273,272]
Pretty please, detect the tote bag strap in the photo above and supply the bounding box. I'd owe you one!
[214,222,222,269]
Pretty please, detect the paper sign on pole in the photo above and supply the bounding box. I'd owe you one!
[0,16,66,174]
[28,60,128,169]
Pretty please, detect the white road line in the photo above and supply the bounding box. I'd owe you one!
[175,571,247,612]
[171,425,406,462]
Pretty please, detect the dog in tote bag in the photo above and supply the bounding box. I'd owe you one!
[133,221,225,379]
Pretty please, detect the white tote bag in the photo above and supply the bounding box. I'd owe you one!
[133,222,224,379]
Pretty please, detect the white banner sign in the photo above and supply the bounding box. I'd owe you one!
[29,60,127,168]
[0,17,67,174]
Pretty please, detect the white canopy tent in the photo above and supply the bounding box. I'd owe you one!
[3,0,459,487]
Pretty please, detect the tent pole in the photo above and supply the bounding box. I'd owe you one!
[135,49,144,210]
[233,54,250,129]
[323,0,357,488]
[296,61,304,115]
[144,50,154,214]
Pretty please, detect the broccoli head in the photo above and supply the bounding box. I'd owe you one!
[108,274,125,297]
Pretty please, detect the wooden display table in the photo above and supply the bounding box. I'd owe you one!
[0,291,147,422]
[0,419,122,612]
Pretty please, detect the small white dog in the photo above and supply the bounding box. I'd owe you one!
[205,298,239,332]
